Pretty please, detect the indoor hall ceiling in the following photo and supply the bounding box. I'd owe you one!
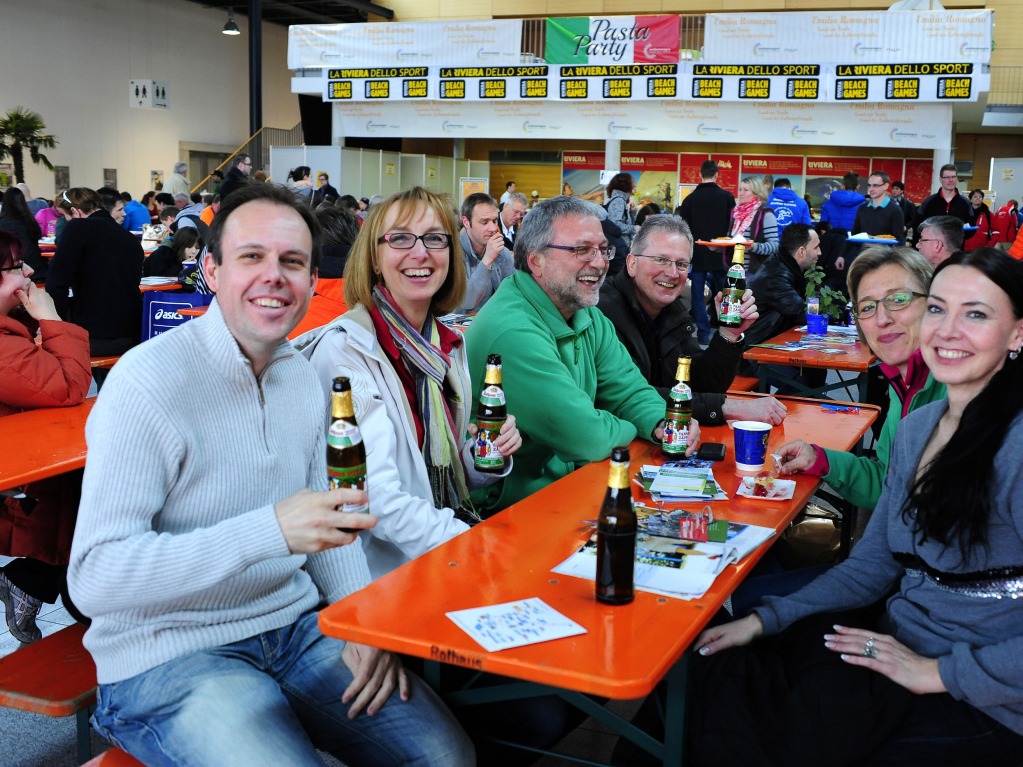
[196,0,392,27]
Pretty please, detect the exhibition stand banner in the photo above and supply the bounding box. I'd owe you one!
[334,99,952,150]
[562,151,678,209]
[289,19,524,69]
[311,11,990,104]
[702,11,992,64]
[544,16,681,64]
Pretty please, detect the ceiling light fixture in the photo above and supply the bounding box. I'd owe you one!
[223,7,241,35]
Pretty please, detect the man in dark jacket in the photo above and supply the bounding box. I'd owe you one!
[676,159,736,344]
[746,223,820,346]
[745,223,824,390]
[912,163,971,244]
[218,154,253,204]
[599,216,787,426]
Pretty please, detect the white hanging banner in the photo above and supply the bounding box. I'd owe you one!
[289,20,525,69]
[333,99,952,150]
[702,11,992,64]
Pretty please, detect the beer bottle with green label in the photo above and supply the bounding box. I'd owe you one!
[474,354,507,473]
[327,376,369,515]
[718,243,746,328]
[662,357,693,457]
[596,446,636,605]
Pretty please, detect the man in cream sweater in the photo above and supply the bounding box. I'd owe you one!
[68,184,473,767]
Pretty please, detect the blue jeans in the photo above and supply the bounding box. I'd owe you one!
[91,611,475,767]
[689,270,725,340]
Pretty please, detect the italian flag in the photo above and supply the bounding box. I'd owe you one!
[545,15,681,65]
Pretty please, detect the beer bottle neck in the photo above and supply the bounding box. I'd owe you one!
[331,392,356,419]
[607,461,630,490]
[483,365,503,385]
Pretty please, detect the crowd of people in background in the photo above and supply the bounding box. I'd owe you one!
[2,157,1023,766]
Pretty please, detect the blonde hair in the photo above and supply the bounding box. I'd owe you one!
[344,186,465,315]
[741,176,769,204]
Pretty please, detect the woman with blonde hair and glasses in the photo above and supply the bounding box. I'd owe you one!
[298,186,521,581]
[777,246,945,509]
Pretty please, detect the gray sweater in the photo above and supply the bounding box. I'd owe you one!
[68,301,371,684]
[756,400,1023,736]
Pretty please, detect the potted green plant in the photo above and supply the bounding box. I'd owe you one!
[803,264,848,326]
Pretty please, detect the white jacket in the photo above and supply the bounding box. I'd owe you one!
[298,304,506,580]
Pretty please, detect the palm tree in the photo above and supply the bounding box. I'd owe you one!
[0,107,58,184]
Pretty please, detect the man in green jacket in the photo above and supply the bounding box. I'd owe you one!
[465,196,699,512]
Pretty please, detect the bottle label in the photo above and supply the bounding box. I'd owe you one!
[474,426,505,469]
[720,287,744,325]
[327,463,369,513]
[669,382,692,402]
[480,385,505,407]
[327,421,362,448]
[662,415,691,454]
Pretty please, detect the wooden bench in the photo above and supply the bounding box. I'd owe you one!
[0,622,98,763]
[729,375,760,392]
[82,748,145,766]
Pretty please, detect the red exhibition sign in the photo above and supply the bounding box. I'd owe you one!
[679,153,708,185]
[622,152,679,172]
[714,154,741,193]
[562,151,606,170]
[903,159,935,203]
[805,157,871,177]
[741,155,804,177]
[869,157,905,184]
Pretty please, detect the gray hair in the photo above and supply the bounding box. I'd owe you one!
[368,194,384,208]
[507,192,528,207]
[174,161,188,175]
[918,215,965,250]
[173,192,190,204]
[631,214,693,255]
[513,195,603,273]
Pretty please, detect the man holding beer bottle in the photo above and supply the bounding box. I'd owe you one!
[67,184,474,767]
[598,215,787,427]
[466,196,701,512]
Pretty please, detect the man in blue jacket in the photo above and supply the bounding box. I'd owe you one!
[820,172,866,232]
[767,178,811,239]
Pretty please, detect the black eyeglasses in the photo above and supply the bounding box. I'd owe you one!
[377,232,452,250]
[853,290,926,319]
[631,254,690,271]
[0,260,26,273]
[545,244,616,262]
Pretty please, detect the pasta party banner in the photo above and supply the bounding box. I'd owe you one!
[544,15,681,65]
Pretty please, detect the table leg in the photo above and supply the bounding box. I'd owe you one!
[661,655,689,766]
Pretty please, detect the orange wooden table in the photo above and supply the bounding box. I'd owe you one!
[0,399,95,490]
[743,327,877,401]
[319,396,878,764]
[178,306,208,317]
[139,281,182,293]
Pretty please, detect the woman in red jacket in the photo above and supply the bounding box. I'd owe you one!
[0,230,92,644]
[964,189,994,250]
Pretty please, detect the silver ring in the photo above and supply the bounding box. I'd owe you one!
[863,644,879,659]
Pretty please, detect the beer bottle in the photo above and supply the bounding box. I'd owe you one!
[327,376,369,515]
[718,243,746,328]
[661,357,693,457]
[596,446,636,605]
[474,354,507,474]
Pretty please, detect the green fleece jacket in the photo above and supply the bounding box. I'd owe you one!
[465,272,666,512]
[822,372,945,509]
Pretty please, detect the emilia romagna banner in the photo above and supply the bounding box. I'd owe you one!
[544,15,681,65]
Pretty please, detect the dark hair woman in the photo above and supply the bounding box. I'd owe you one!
[0,186,45,280]
[686,247,1023,764]
[964,188,994,250]
[0,230,92,643]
